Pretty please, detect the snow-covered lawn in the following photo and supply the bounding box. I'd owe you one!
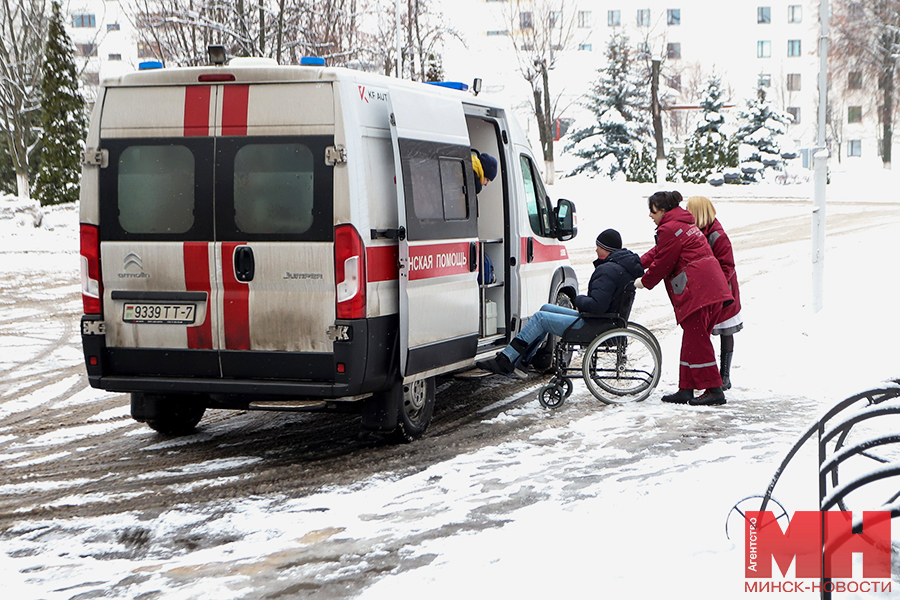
[1,172,899,599]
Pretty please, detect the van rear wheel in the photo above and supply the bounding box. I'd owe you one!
[131,393,206,435]
[394,377,435,443]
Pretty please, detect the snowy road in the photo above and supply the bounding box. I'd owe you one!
[1,187,900,599]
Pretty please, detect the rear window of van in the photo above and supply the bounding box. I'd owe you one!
[118,145,194,234]
[233,143,315,234]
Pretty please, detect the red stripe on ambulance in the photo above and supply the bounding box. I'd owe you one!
[183,86,211,137]
[409,242,472,281]
[222,242,251,350]
[521,237,568,263]
[183,242,213,349]
[222,85,250,136]
[366,245,399,282]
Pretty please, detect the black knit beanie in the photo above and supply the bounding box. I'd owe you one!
[595,229,622,251]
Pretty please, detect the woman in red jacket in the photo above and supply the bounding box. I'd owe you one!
[686,196,743,391]
[639,191,734,406]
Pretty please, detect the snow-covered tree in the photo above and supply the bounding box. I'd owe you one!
[566,32,650,178]
[681,75,737,183]
[0,0,47,198]
[734,86,792,183]
[34,1,86,206]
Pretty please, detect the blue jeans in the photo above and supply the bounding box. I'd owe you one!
[501,303,582,363]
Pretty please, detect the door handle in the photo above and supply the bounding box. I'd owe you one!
[234,245,255,282]
[526,237,534,263]
[469,241,478,272]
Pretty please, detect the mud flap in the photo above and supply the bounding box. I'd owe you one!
[360,380,401,432]
[130,392,159,423]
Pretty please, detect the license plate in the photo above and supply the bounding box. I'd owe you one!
[123,303,196,324]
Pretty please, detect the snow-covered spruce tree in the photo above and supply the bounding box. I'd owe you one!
[733,86,792,183]
[626,143,655,182]
[681,74,736,183]
[566,32,650,178]
[34,1,86,206]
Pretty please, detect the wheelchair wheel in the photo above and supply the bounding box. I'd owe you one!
[582,328,661,404]
[539,384,566,409]
[627,321,662,359]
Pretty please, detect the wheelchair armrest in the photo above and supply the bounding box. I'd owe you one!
[578,312,627,327]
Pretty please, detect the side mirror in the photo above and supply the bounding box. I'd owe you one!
[554,198,577,242]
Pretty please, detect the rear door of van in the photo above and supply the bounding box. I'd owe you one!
[98,80,337,383]
[387,89,480,379]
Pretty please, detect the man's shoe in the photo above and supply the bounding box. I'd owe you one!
[661,389,693,404]
[690,387,726,406]
[476,353,515,376]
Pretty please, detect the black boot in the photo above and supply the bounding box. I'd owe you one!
[661,389,694,404]
[720,351,733,391]
[690,387,726,406]
[476,352,516,376]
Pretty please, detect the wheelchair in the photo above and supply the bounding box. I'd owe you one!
[538,283,662,409]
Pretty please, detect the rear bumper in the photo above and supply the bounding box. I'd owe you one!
[81,314,399,399]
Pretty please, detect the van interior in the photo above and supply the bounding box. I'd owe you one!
[466,114,507,351]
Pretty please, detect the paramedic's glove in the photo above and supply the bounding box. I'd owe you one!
[634,278,645,289]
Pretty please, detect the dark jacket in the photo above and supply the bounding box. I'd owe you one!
[702,218,741,322]
[574,248,644,315]
[640,207,733,324]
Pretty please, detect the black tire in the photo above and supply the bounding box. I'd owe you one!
[132,393,206,435]
[582,328,661,404]
[539,384,565,409]
[530,290,574,372]
[393,377,436,443]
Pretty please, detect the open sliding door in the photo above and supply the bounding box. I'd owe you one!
[387,89,480,380]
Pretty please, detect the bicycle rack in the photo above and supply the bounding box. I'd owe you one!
[729,379,900,599]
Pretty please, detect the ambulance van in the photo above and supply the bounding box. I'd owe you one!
[79,54,578,441]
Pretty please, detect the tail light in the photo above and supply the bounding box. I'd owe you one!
[80,224,102,315]
[334,224,366,319]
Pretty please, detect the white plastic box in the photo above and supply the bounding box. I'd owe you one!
[484,300,497,336]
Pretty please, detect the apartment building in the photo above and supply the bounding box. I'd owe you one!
[63,0,881,171]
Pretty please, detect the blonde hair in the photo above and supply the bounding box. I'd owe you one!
[686,196,716,229]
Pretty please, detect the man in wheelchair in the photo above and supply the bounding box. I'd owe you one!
[477,229,644,376]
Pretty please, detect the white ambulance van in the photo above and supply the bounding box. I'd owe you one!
[79,54,578,441]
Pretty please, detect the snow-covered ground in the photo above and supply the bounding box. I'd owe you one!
[1,171,899,599]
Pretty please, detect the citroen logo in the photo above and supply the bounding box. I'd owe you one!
[123,252,143,271]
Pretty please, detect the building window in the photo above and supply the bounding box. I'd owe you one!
[848,71,863,89]
[137,42,160,59]
[787,107,800,123]
[106,23,120,32]
[848,106,863,123]
[608,10,620,26]
[578,11,591,28]
[84,71,100,85]
[788,40,801,56]
[757,40,771,58]
[72,14,96,28]
[486,30,509,36]
[578,44,592,51]
[667,43,681,59]
[786,73,801,91]
[519,11,533,29]
[549,11,562,28]
[758,73,771,87]
[667,9,681,25]
[637,42,651,57]
[520,43,534,51]
[108,53,122,61]
[788,5,802,22]
[848,140,862,156]
[76,43,98,57]
[637,9,650,27]
[758,6,771,23]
